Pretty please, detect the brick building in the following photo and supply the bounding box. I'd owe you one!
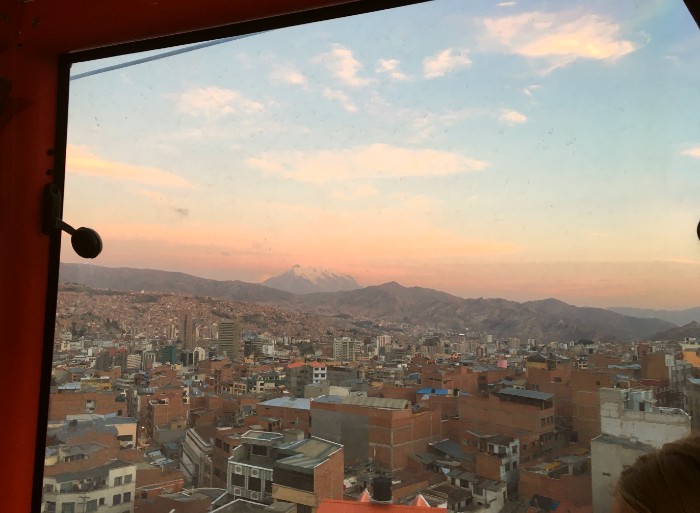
[458,388,557,463]
[311,395,441,472]
[49,390,126,421]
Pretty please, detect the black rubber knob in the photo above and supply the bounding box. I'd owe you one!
[71,227,103,259]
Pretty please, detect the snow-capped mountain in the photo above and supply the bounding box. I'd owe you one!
[262,265,361,294]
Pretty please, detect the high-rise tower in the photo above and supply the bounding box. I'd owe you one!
[218,319,240,361]
[180,310,194,349]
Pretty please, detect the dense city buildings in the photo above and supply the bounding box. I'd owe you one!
[44,283,700,513]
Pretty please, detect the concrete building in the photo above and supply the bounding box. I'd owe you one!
[591,388,691,513]
[219,320,241,361]
[179,310,194,350]
[180,425,216,487]
[228,430,344,513]
[42,459,137,513]
[333,337,363,362]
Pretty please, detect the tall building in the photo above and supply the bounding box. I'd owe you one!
[333,337,362,361]
[180,310,194,349]
[218,320,240,361]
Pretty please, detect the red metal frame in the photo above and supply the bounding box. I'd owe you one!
[1,1,698,512]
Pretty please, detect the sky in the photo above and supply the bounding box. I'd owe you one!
[62,0,700,309]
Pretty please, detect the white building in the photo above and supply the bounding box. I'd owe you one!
[333,337,362,361]
[42,460,136,513]
[591,388,691,513]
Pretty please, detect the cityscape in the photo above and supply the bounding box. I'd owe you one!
[44,262,700,513]
[44,1,700,513]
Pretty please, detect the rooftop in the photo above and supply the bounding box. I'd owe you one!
[341,396,409,409]
[259,397,311,410]
[498,387,553,401]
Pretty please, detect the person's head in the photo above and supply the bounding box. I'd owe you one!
[613,435,700,513]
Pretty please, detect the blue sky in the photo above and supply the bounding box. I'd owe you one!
[63,0,700,309]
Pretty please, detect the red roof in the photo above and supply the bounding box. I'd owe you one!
[287,361,305,369]
[309,361,327,368]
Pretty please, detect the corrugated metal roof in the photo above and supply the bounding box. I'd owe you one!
[341,396,408,409]
[259,397,311,410]
[498,387,553,401]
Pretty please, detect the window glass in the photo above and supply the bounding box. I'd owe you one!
[47,2,700,513]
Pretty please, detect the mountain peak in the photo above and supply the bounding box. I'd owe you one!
[263,265,360,294]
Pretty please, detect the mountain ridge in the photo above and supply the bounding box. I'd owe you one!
[59,263,677,342]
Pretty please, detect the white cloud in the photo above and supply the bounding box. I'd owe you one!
[247,144,488,184]
[681,146,700,158]
[402,108,473,143]
[175,86,264,117]
[483,11,636,72]
[523,84,541,97]
[270,65,307,86]
[423,48,472,78]
[315,44,372,87]
[66,145,193,188]
[376,59,408,80]
[499,109,527,126]
[498,1,517,6]
[322,87,357,112]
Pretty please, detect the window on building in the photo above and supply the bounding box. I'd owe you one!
[114,476,122,486]
[46,502,56,513]
[251,445,267,456]
[61,503,75,513]
[113,494,122,505]
[98,498,105,506]
[248,476,262,492]
[86,500,97,513]
[231,474,244,487]
[265,479,272,494]
[124,474,132,484]
[39,3,700,511]
[123,492,131,503]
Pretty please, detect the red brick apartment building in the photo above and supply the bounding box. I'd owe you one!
[312,395,442,472]
[256,396,312,433]
[459,388,556,463]
[49,390,125,421]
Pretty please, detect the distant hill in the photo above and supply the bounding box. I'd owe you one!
[524,298,676,342]
[649,321,700,341]
[263,265,360,294]
[59,263,676,342]
[298,285,676,341]
[609,306,700,327]
[59,263,295,304]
